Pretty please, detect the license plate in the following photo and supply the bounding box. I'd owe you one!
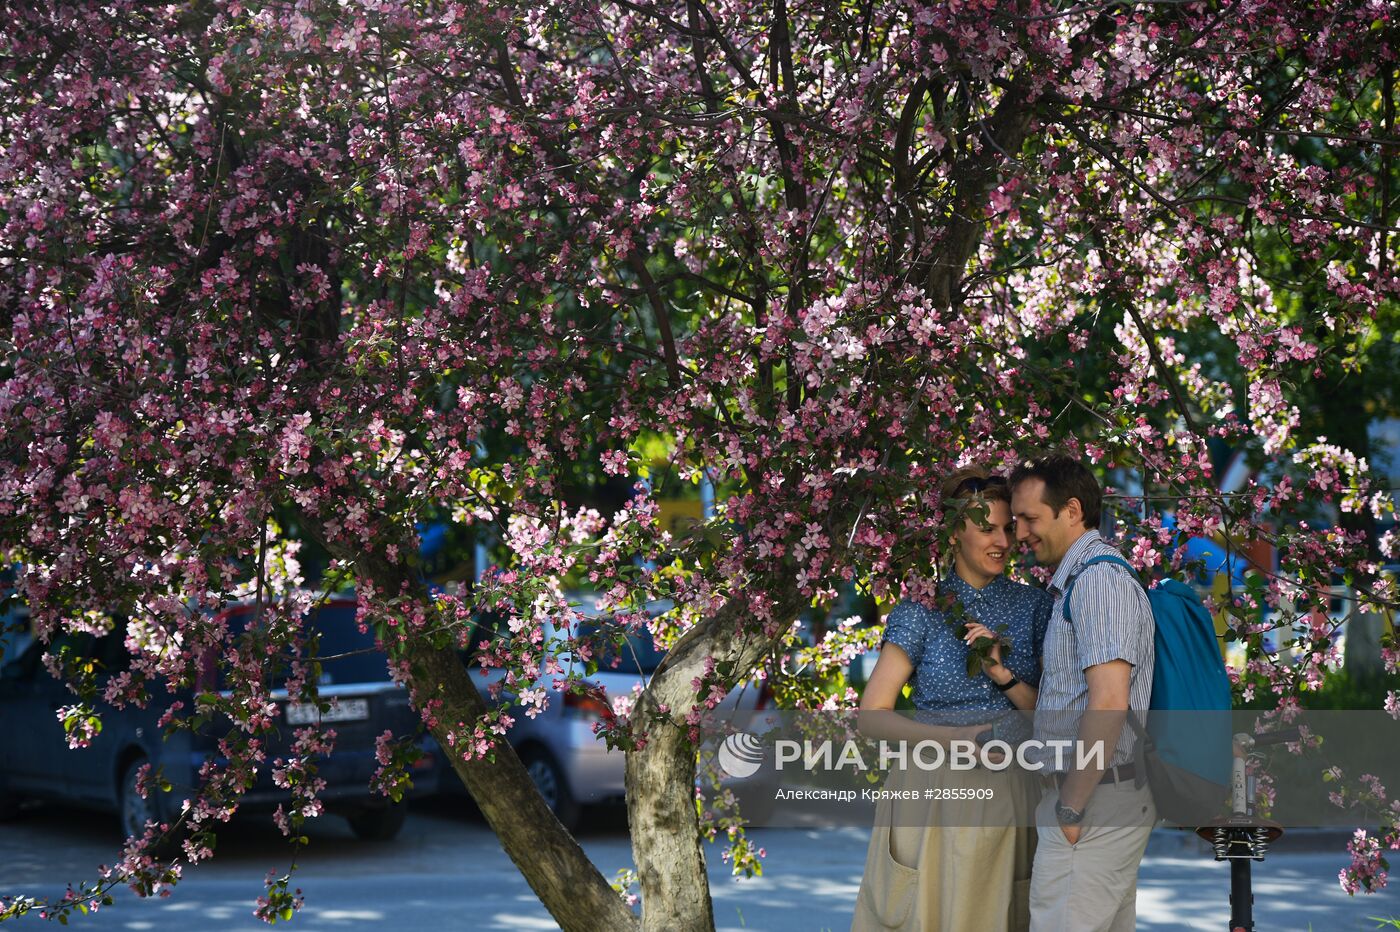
[285,698,369,725]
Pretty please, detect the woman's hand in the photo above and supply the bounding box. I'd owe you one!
[962,621,1004,668]
[964,622,1038,710]
[963,722,1008,761]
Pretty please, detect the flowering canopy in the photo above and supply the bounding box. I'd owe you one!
[1,0,1398,925]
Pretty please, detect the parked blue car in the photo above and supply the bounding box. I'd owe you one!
[0,597,437,842]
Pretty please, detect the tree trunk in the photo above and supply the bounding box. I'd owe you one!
[625,593,799,932]
[397,635,642,931]
[349,552,641,932]
[1344,611,1386,683]
[624,715,716,932]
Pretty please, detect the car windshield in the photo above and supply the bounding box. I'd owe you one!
[576,622,664,675]
[4,624,129,682]
[224,602,391,687]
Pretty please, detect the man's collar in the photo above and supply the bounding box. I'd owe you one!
[1048,529,1102,595]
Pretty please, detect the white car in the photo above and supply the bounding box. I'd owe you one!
[444,594,774,829]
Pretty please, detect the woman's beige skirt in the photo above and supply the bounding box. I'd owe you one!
[850,763,1038,932]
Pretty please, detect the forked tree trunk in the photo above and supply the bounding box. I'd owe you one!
[625,595,798,932]
[397,636,642,932]
[924,82,1033,307]
[352,554,641,932]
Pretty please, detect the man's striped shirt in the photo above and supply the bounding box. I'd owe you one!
[1029,530,1155,769]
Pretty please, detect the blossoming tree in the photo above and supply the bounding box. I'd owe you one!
[1,0,1397,928]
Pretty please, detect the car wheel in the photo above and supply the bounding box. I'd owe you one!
[118,757,178,854]
[346,802,407,841]
[519,745,579,831]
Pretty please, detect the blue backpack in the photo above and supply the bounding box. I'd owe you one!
[1064,554,1233,824]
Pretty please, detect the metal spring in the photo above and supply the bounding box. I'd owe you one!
[1251,826,1273,859]
[1210,826,1272,861]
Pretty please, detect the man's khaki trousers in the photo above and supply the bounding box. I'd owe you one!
[1029,779,1155,932]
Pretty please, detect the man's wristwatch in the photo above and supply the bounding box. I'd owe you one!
[1054,799,1084,824]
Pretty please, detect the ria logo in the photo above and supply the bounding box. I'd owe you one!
[717,732,765,779]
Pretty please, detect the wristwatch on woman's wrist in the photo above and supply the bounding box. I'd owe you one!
[992,674,1019,692]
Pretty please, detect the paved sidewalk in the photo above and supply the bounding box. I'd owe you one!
[3,803,1396,930]
[704,827,1399,932]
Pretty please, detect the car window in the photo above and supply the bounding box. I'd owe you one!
[576,622,664,675]
[306,603,393,684]
[0,618,31,670]
[224,602,391,686]
[94,621,132,674]
[1,609,142,682]
[1,634,43,680]
[463,611,507,661]
[4,628,108,682]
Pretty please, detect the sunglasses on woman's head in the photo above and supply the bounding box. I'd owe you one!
[952,475,1008,496]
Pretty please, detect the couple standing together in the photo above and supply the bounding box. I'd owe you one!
[852,453,1157,932]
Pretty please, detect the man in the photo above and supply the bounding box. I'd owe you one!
[1009,454,1155,932]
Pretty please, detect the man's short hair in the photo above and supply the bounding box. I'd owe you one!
[1008,453,1102,529]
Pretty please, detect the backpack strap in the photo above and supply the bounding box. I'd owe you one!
[1061,553,1139,623]
[1061,553,1153,790]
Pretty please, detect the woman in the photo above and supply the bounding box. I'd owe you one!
[851,467,1051,932]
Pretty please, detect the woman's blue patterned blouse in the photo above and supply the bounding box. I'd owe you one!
[883,571,1052,715]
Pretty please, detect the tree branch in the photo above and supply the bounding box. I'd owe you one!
[628,250,683,386]
[924,79,1034,306]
